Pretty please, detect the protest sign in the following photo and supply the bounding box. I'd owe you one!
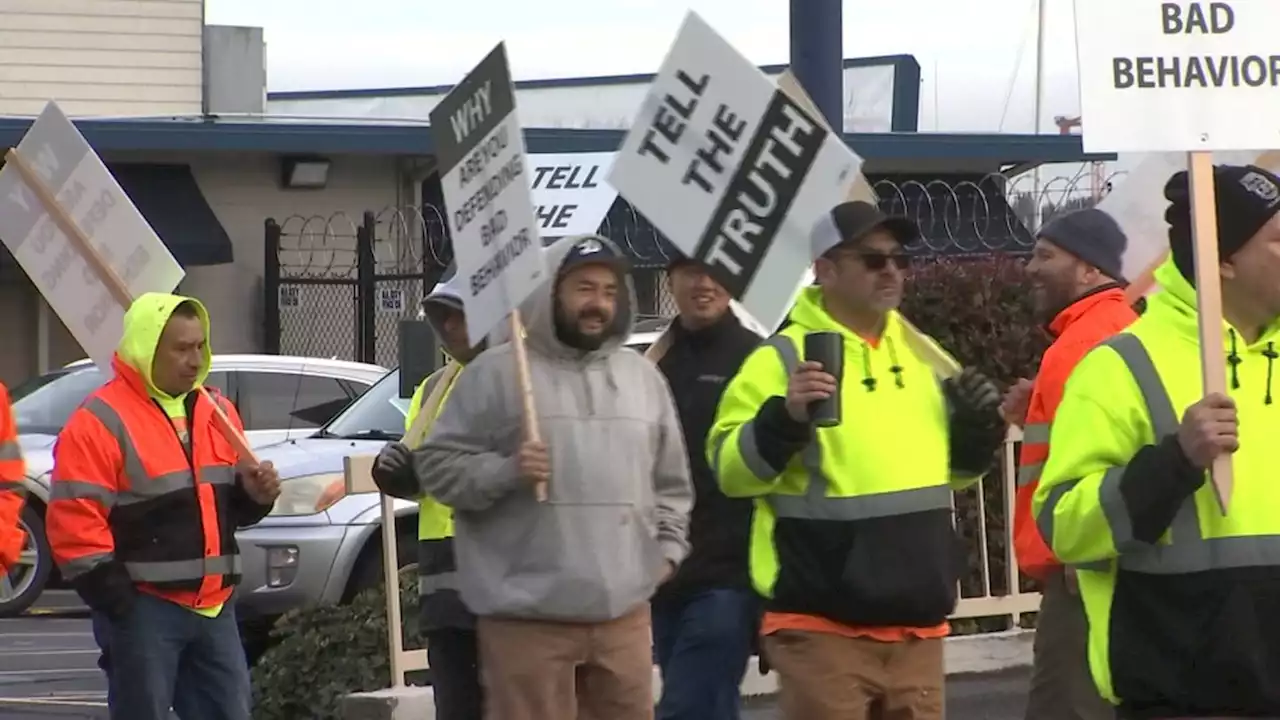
[528,151,618,237]
[0,101,253,461]
[608,11,861,332]
[1073,0,1277,510]
[1074,0,1280,153]
[429,42,548,343]
[0,102,185,369]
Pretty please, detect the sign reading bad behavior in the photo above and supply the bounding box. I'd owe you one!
[0,102,185,369]
[608,12,861,331]
[1075,0,1280,151]
[429,43,547,341]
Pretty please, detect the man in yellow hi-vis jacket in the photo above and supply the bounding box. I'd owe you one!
[1034,164,1280,719]
[370,278,487,720]
[709,201,1006,720]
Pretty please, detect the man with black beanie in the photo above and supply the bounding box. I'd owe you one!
[1033,163,1280,718]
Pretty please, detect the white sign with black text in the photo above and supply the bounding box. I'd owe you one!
[1074,0,1280,152]
[528,152,618,237]
[429,43,547,342]
[608,12,861,331]
[0,102,185,369]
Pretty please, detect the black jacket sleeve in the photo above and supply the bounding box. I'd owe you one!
[231,476,274,528]
[1118,434,1205,544]
[752,396,812,474]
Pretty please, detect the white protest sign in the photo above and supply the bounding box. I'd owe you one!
[528,152,618,237]
[429,43,548,342]
[1074,0,1280,152]
[0,102,185,370]
[608,11,861,332]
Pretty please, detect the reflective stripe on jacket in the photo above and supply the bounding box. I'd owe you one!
[1012,286,1136,581]
[708,288,972,629]
[1033,258,1280,715]
[0,383,26,571]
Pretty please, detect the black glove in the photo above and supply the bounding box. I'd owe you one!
[371,442,418,500]
[944,368,1005,475]
[72,560,136,621]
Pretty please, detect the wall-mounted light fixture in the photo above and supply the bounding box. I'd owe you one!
[280,156,330,189]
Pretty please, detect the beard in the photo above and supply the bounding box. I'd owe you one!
[1033,277,1074,323]
[554,305,613,350]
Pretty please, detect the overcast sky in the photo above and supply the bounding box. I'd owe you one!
[204,0,1085,135]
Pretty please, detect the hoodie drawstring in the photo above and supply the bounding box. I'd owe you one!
[1264,342,1277,406]
[861,344,877,392]
[1227,329,1242,391]
[886,336,906,389]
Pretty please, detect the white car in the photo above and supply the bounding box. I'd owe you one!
[0,354,388,617]
[234,322,667,662]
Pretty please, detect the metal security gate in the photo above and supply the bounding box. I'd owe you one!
[263,207,452,366]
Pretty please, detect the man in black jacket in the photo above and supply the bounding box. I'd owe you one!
[649,257,762,720]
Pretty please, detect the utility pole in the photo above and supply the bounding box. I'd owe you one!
[1033,0,1048,230]
[789,0,843,132]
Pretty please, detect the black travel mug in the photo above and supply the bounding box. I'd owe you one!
[804,332,844,427]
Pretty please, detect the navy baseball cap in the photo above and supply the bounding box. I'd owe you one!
[559,234,630,275]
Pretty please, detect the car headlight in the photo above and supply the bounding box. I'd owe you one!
[270,474,345,517]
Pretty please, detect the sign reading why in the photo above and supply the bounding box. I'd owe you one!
[1075,0,1280,152]
[0,102,185,369]
[528,152,618,237]
[608,11,861,331]
[429,43,547,341]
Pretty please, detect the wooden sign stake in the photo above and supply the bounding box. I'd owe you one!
[1187,151,1232,514]
[509,310,546,501]
[4,147,258,464]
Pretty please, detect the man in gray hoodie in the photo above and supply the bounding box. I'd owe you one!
[415,233,694,720]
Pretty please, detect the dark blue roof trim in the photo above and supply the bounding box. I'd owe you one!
[268,55,920,100]
[0,117,1112,164]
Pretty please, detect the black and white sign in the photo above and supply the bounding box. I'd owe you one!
[528,152,617,237]
[429,43,547,341]
[1075,0,1280,151]
[0,102,185,368]
[607,12,861,331]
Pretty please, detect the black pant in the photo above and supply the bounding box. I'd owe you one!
[427,628,483,720]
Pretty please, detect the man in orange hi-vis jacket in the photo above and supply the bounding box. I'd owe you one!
[47,293,281,720]
[1003,209,1137,720]
[0,382,27,577]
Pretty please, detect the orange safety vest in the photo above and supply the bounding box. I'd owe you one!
[1012,287,1137,582]
[0,383,26,571]
[47,356,247,609]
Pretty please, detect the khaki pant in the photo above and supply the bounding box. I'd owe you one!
[476,604,653,720]
[1025,570,1114,720]
[764,630,944,720]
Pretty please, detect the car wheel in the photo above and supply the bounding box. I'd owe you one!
[344,527,416,601]
[0,506,53,617]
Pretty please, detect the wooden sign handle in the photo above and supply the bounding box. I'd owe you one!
[508,311,546,502]
[1187,151,1232,514]
[4,148,259,465]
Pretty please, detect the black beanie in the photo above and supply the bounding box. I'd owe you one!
[1165,164,1280,283]
[1037,208,1128,281]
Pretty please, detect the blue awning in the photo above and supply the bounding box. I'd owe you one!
[109,164,233,267]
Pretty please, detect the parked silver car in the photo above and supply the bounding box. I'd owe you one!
[234,325,665,658]
[0,355,388,617]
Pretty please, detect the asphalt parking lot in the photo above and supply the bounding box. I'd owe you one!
[0,592,1032,719]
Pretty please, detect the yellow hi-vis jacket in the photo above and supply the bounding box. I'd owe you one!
[1033,258,1280,716]
[405,360,471,629]
[707,287,983,629]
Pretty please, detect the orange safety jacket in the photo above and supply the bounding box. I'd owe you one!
[47,355,265,609]
[0,383,27,572]
[1012,286,1137,582]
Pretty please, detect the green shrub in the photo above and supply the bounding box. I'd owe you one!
[903,254,1049,628]
[251,567,426,720]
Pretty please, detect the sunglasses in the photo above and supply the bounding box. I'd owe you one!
[855,251,912,271]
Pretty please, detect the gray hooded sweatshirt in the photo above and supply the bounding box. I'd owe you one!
[414,235,693,623]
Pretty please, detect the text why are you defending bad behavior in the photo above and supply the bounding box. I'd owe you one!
[1111,2,1280,89]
